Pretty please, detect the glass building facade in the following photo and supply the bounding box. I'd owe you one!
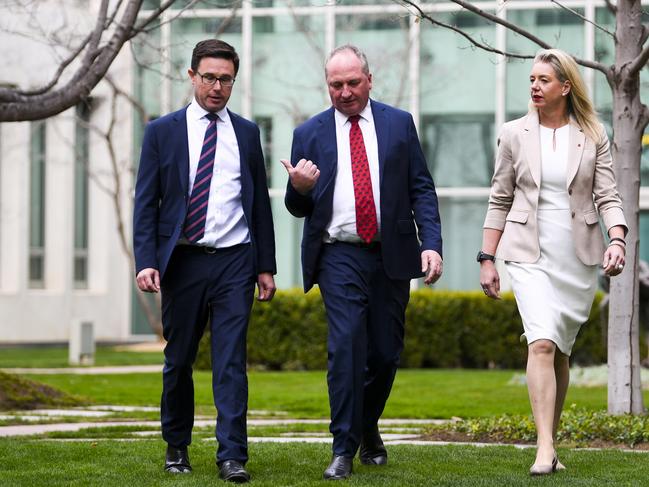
[134,0,649,293]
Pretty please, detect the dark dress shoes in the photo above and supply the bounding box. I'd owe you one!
[164,445,192,474]
[359,425,388,465]
[323,455,353,480]
[218,459,251,483]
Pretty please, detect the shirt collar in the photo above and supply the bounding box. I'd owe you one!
[188,98,229,123]
[334,99,373,126]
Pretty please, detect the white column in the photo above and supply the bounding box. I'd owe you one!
[241,0,253,119]
[494,3,507,135]
[160,10,172,116]
[409,12,421,129]
[494,2,510,291]
[325,0,336,56]
[584,0,596,97]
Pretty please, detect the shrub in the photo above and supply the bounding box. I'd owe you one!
[435,404,649,447]
[195,289,638,371]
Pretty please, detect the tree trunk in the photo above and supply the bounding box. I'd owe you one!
[607,0,645,415]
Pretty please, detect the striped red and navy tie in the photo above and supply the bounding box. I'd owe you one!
[184,112,218,243]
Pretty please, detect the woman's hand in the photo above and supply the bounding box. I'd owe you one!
[603,243,625,277]
[480,261,501,299]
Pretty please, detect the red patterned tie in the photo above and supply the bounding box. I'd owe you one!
[348,115,378,244]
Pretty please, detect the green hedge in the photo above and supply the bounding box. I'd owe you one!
[196,289,626,371]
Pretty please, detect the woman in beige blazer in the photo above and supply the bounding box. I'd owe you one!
[479,49,627,476]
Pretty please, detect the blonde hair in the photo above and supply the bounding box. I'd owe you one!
[529,48,602,143]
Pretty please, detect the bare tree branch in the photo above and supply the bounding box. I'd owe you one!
[550,0,615,39]
[133,0,199,36]
[628,42,649,76]
[604,0,618,15]
[397,0,610,75]
[401,4,534,60]
[287,1,326,61]
[6,0,124,97]
[0,0,177,122]
[76,76,162,335]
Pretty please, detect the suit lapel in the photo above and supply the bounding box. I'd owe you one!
[523,111,541,188]
[175,107,190,195]
[566,117,585,188]
[230,111,253,213]
[316,108,338,191]
[371,100,389,184]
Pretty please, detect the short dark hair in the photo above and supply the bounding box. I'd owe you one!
[191,39,240,75]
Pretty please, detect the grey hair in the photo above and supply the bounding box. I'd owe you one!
[324,44,370,76]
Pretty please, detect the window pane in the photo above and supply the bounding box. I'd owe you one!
[420,11,496,116]
[255,116,273,187]
[421,115,494,187]
[74,103,90,287]
[337,14,410,108]
[29,122,46,287]
[436,199,485,290]
[505,8,585,114]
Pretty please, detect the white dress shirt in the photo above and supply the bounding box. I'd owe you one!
[185,99,250,247]
[325,101,381,242]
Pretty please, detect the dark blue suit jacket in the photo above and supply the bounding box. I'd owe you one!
[285,100,442,291]
[134,107,276,279]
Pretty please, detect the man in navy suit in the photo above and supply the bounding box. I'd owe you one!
[281,45,443,480]
[133,39,276,483]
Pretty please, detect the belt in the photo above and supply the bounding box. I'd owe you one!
[175,243,249,254]
[176,244,219,254]
[331,241,381,251]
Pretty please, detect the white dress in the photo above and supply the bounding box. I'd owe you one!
[505,125,598,355]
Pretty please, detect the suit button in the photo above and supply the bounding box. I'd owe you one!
[571,211,575,218]
[568,189,573,195]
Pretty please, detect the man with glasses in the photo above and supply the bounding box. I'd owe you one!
[134,39,276,483]
[282,44,443,480]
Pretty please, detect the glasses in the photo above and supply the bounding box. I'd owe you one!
[196,71,235,87]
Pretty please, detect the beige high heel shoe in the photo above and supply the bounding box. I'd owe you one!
[529,454,558,476]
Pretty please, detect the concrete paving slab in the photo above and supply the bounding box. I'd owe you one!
[0,417,441,437]
[1,365,162,375]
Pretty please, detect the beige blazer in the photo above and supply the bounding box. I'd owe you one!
[484,111,627,265]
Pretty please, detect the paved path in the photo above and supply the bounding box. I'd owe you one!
[0,417,446,437]
[1,365,162,375]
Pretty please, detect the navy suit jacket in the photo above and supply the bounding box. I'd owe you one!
[133,106,276,279]
[285,100,442,291]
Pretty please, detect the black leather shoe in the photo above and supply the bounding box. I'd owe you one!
[164,445,192,473]
[359,425,388,465]
[323,455,353,480]
[218,460,250,483]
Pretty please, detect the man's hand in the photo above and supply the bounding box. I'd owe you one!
[421,250,443,285]
[136,268,160,293]
[280,158,320,195]
[257,272,276,302]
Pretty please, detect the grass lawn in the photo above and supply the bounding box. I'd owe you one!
[0,440,645,487]
[0,345,163,368]
[25,369,649,419]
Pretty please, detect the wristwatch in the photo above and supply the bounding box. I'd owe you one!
[476,250,495,263]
